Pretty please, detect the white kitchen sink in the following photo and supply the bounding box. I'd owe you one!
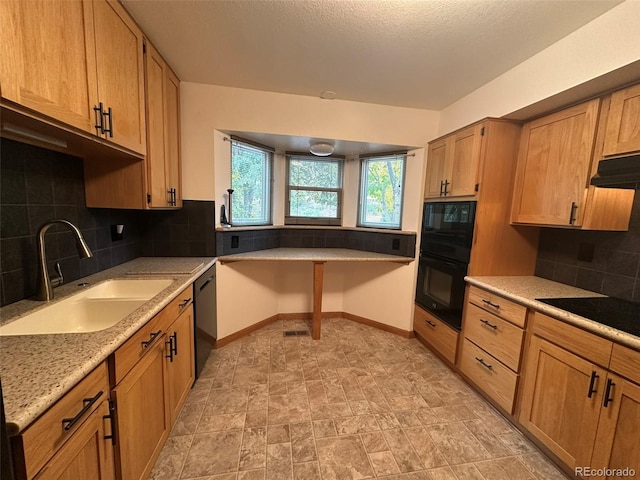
[0,279,173,336]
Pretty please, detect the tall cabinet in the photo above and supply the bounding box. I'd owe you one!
[417,120,540,364]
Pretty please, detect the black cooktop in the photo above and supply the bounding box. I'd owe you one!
[536,296,640,337]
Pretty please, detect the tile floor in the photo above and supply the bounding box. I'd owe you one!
[150,318,569,480]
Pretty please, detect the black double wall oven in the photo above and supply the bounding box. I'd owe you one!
[416,201,476,331]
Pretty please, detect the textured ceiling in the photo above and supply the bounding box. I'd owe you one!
[123,0,621,110]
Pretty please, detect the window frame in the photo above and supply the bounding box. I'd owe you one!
[229,137,274,226]
[357,151,407,230]
[285,153,344,226]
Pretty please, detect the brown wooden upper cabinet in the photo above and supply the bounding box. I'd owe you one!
[145,41,182,209]
[603,82,640,156]
[511,95,634,231]
[0,0,146,155]
[425,123,483,199]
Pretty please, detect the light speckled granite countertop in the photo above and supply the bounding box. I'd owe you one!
[0,257,216,435]
[219,247,414,263]
[465,276,639,351]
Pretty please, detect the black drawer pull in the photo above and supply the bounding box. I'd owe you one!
[603,378,615,408]
[141,330,162,349]
[481,299,500,309]
[93,103,104,134]
[425,320,436,328]
[103,106,113,137]
[62,391,103,431]
[569,201,578,225]
[479,318,498,330]
[475,357,493,371]
[165,332,178,362]
[179,298,191,309]
[587,371,599,398]
[103,400,118,446]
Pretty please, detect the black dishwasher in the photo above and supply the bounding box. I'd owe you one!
[194,264,217,378]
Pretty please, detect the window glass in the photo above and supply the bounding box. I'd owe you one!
[286,155,343,225]
[231,140,272,225]
[358,154,406,229]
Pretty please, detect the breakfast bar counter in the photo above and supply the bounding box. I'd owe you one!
[219,248,414,339]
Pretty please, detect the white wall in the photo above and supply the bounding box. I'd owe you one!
[438,0,640,134]
[181,83,439,201]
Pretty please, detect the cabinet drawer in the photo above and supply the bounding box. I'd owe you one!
[464,303,524,372]
[414,305,458,364]
[609,343,640,385]
[467,286,526,327]
[113,286,192,384]
[18,362,109,480]
[459,338,518,413]
[531,311,613,368]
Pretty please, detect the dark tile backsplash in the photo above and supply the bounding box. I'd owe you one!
[0,139,215,306]
[216,227,416,258]
[535,191,640,301]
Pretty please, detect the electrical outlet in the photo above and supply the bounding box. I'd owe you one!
[231,235,239,248]
[392,238,400,250]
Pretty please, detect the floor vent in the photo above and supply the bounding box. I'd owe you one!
[283,330,310,337]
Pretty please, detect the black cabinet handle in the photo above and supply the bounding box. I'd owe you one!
[425,319,436,328]
[587,371,599,398]
[439,180,445,196]
[603,378,615,408]
[172,332,178,356]
[103,400,118,446]
[481,299,500,309]
[103,107,113,138]
[443,179,450,196]
[141,330,162,349]
[480,318,498,330]
[62,391,103,431]
[569,201,578,225]
[475,357,493,371]
[166,334,175,362]
[93,103,105,134]
[179,298,191,309]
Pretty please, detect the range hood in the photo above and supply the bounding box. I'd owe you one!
[590,155,640,189]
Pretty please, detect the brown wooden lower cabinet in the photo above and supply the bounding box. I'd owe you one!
[518,313,640,479]
[33,400,115,480]
[165,304,195,425]
[111,289,195,480]
[589,375,640,479]
[112,337,170,480]
[518,335,606,470]
[413,304,458,364]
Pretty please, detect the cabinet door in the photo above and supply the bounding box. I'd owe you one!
[145,41,182,209]
[93,0,146,154]
[145,41,170,208]
[165,67,182,208]
[511,99,600,226]
[590,375,640,479]
[112,337,170,480]
[34,401,114,480]
[0,0,99,133]
[425,138,449,198]
[448,124,483,197]
[165,304,195,424]
[603,83,640,156]
[519,335,605,469]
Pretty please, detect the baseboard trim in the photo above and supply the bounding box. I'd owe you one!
[215,311,413,347]
[214,314,280,348]
[342,312,415,338]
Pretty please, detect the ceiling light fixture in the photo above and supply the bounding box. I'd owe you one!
[309,142,334,157]
[320,90,337,100]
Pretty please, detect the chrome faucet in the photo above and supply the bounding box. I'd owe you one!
[36,219,93,301]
